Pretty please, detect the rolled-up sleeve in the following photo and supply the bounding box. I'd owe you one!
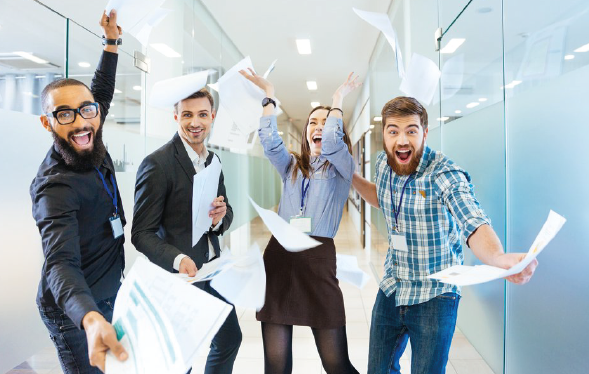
[321,117,355,182]
[258,115,293,180]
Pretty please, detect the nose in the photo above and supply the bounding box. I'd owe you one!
[71,112,88,129]
[397,132,409,146]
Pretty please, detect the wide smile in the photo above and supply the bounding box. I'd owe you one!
[188,127,204,137]
[70,131,93,150]
[311,133,322,146]
[395,149,412,164]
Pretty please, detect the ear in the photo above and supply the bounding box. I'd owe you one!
[174,112,179,122]
[40,115,53,133]
[423,127,429,143]
[211,109,216,121]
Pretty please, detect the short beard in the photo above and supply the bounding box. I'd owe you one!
[384,140,425,176]
[51,125,107,172]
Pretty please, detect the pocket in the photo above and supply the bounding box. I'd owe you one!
[58,313,78,332]
[435,292,460,301]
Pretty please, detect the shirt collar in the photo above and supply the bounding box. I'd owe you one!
[180,135,209,165]
[415,144,433,176]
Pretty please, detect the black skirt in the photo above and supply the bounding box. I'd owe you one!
[256,235,346,329]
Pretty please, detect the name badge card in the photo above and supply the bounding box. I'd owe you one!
[391,233,408,251]
[110,215,124,239]
[290,216,312,234]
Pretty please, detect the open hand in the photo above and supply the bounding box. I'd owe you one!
[239,68,275,97]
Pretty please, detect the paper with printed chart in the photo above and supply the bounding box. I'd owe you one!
[249,196,321,252]
[336,254,370,289]
[174,253,234,284]
[149,70,213,109]
[429,210,566,286]
[353,8,404,78]
[192,155,221,246]
[211,244,267,311]
[105,0,171,46]
[105,257,232,374]
[399,53,441,106]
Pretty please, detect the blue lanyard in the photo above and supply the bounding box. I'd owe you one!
[300,177,311,214]
[389,167,413,231]
[95,167,118,216]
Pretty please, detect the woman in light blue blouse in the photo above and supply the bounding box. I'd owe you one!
[240,69,361,374]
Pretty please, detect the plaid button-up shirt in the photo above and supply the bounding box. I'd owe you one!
[375,146,491,306]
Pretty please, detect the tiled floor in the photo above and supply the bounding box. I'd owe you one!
[8,210,495,374]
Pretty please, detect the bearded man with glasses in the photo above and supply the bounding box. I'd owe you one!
[30,10,129,374]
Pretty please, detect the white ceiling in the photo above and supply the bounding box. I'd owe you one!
[200,0,392,127]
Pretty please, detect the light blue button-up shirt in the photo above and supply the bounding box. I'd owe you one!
[258,115,355,238]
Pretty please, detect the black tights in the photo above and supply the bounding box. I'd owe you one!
[261,322,359,374]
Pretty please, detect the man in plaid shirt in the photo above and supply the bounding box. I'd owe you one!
[352,97,538,374]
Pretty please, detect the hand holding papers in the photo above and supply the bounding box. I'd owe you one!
[192,155,222,245]
[105,257,232,374]
[105,0,171,46]
[353,8,404,78]
[429,210,566,286]
[336,254,370,289]
[249,196,321,252]
[149,70,213,109]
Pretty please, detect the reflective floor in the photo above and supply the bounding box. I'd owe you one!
[8,209,494,374]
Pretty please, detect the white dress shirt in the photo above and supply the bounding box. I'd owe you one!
[173,137,223,271]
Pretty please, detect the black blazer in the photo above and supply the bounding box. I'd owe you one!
[131,133,233,270]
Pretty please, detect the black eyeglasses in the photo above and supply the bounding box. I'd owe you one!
[47,103,99,125]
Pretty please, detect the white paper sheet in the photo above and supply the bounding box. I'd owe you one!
[263,59,278,79]
[149,70,213,109]
[440,53,465,102]
[105,0,170,46]
[105,257,232,374]
[211,244,267,311]
[208,104,257,150]
[248,196,321,252]
[399,53,441,106]
[217,56,266,135]
[336,254,370,289]
[353,8,404,78]
[174,254,234,283]
[429,210,566,286]
[192,155,222,246]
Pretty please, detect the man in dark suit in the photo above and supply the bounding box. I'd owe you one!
[132,88,241,374]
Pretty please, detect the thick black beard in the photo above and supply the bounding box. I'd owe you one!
[51,125,107,172]
[385,141,425,176]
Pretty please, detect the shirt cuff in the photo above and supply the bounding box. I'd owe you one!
[212,218,223,232]
[173,254,189,271]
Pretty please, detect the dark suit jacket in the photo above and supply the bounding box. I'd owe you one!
[132,132,233,270]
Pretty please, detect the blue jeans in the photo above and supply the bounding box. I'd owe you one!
[39,296,116,374]
[368,290,460,374]
[187,281,242,374]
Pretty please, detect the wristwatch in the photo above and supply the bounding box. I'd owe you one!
[102,36,122,46]
[262,97,276,108]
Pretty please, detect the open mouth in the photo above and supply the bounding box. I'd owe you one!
[188,127,204,137]
[70,131,93,148]
[395,149,412,164]
[312,134,322,145]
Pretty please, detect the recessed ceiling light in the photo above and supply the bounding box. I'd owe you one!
[150,43,181,58]
[455,110,462,114]
[13,51,48,64]
[133,85,142,91]
[564,54,575,60]
[306,81,317,90]
[437,117,450,121]
[440,38,465,54]
[501,80,522,89]
[296,39,312,55]
[373,116,382,122]
[277,131,284,135]
[574,42,589,53]
[311,101,320,108]
[369,125,375,129]
[110,114,115,117]
[466,102,480,109]
[78,62,91,68]
[478,97,487,102]
[114,88,122,94]
[110,102,115,106]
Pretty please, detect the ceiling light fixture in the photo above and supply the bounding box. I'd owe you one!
[440,38,466,54]
[78,62,91,68]
[466,102,480,109]
[369,125,375,129]
[455,110,462,114]
[437,117,450,122]
[13,51,48,64]
[296,39,312,55]
[373,116,382,122]
[306,81,317,90]
[150,43,181,58]
[478,97,487,102]
[501,80,522,89]
[133,85,142,91]
[564,54,575,60]
[114,88,122,94]
[311,101,320,108]
[574,43,589,53]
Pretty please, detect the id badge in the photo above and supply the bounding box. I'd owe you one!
[391,233,408,251]
[109,215,124,239]
[289,216,312,234]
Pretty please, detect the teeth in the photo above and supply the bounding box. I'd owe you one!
[73,131,90,137]
[189,128,203,133]
[397,150,410,153]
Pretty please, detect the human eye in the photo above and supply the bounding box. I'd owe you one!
[57,110,74,120]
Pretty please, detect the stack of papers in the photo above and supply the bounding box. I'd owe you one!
[105,0,171,46]
[429,210,566,286]
[105,257,232,374]
[192,155,222,246]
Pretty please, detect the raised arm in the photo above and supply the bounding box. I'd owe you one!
[240,68,293,180]
[352,172,380,208]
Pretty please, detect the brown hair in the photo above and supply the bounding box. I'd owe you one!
[41,78,91,113]
[290,106,353,180]
[174,88,214,113]
[381,96,428,130]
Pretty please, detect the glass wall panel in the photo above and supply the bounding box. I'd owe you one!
[504,1,589,373]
